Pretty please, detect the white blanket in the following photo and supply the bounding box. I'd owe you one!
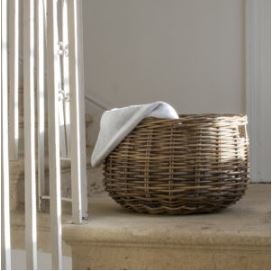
[91,101,179,167]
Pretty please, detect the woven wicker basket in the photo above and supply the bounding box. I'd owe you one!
[103,114,249,215]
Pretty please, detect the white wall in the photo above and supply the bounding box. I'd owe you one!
[82,0,245,114]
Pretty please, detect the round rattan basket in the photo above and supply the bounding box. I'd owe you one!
[103,114,249,215]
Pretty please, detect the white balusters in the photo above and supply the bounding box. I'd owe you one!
[9,0,20,160]
[23,0,38,268]
[67,0,88,223]
[1,0,12,269]
[62,0,71,157]
[36,0,46,211]
[1,0,87,269]
[46,0,63,268]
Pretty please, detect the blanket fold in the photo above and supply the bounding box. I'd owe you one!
[91,101,179,167]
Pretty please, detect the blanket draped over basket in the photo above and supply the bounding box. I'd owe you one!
[91,101,179,167]
[103,114,249,215]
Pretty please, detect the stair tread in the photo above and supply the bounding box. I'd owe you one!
[63,184,270,247]
[10,184,270,270]
[10,210,72,257]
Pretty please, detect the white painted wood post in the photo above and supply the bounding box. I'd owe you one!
[245,0,271,182]
[36,0,46,210]
[23,0,38,269]
[62,0,71,157]
[58,96,68,158]
[8,0,20,160]
[46,0,63,268]
[67,0,88,223]
[1,0,12,269]
[58,0,69,159]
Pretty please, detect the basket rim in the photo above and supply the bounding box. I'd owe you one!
[178,113,246,117]
[141,113,247,125]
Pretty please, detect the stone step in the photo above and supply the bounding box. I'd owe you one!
[10,209,73,269]
[11,210,72,257]
[62,184,270,270]
[10,158,72,211]
[9,107,103,212]
[10,157,104,211]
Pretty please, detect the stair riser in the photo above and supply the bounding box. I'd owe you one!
[10,161,104,212]
[15,126,48,159]
[70,243,270,270]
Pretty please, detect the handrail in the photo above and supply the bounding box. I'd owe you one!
[85,94,108,110]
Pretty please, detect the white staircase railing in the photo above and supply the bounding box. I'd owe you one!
[1,0,88,269]
[36,0,46,212]
[23,0,38,268]
[1,0,12,269]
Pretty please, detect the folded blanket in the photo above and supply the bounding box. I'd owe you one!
[91,101,179,167]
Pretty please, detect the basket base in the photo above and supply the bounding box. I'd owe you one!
[106,185,247,215]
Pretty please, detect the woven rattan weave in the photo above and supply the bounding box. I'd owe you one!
[104,114,249,214]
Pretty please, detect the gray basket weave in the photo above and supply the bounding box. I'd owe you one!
[103,114,249,214]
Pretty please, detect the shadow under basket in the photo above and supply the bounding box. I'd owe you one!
[103,114,249,215]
